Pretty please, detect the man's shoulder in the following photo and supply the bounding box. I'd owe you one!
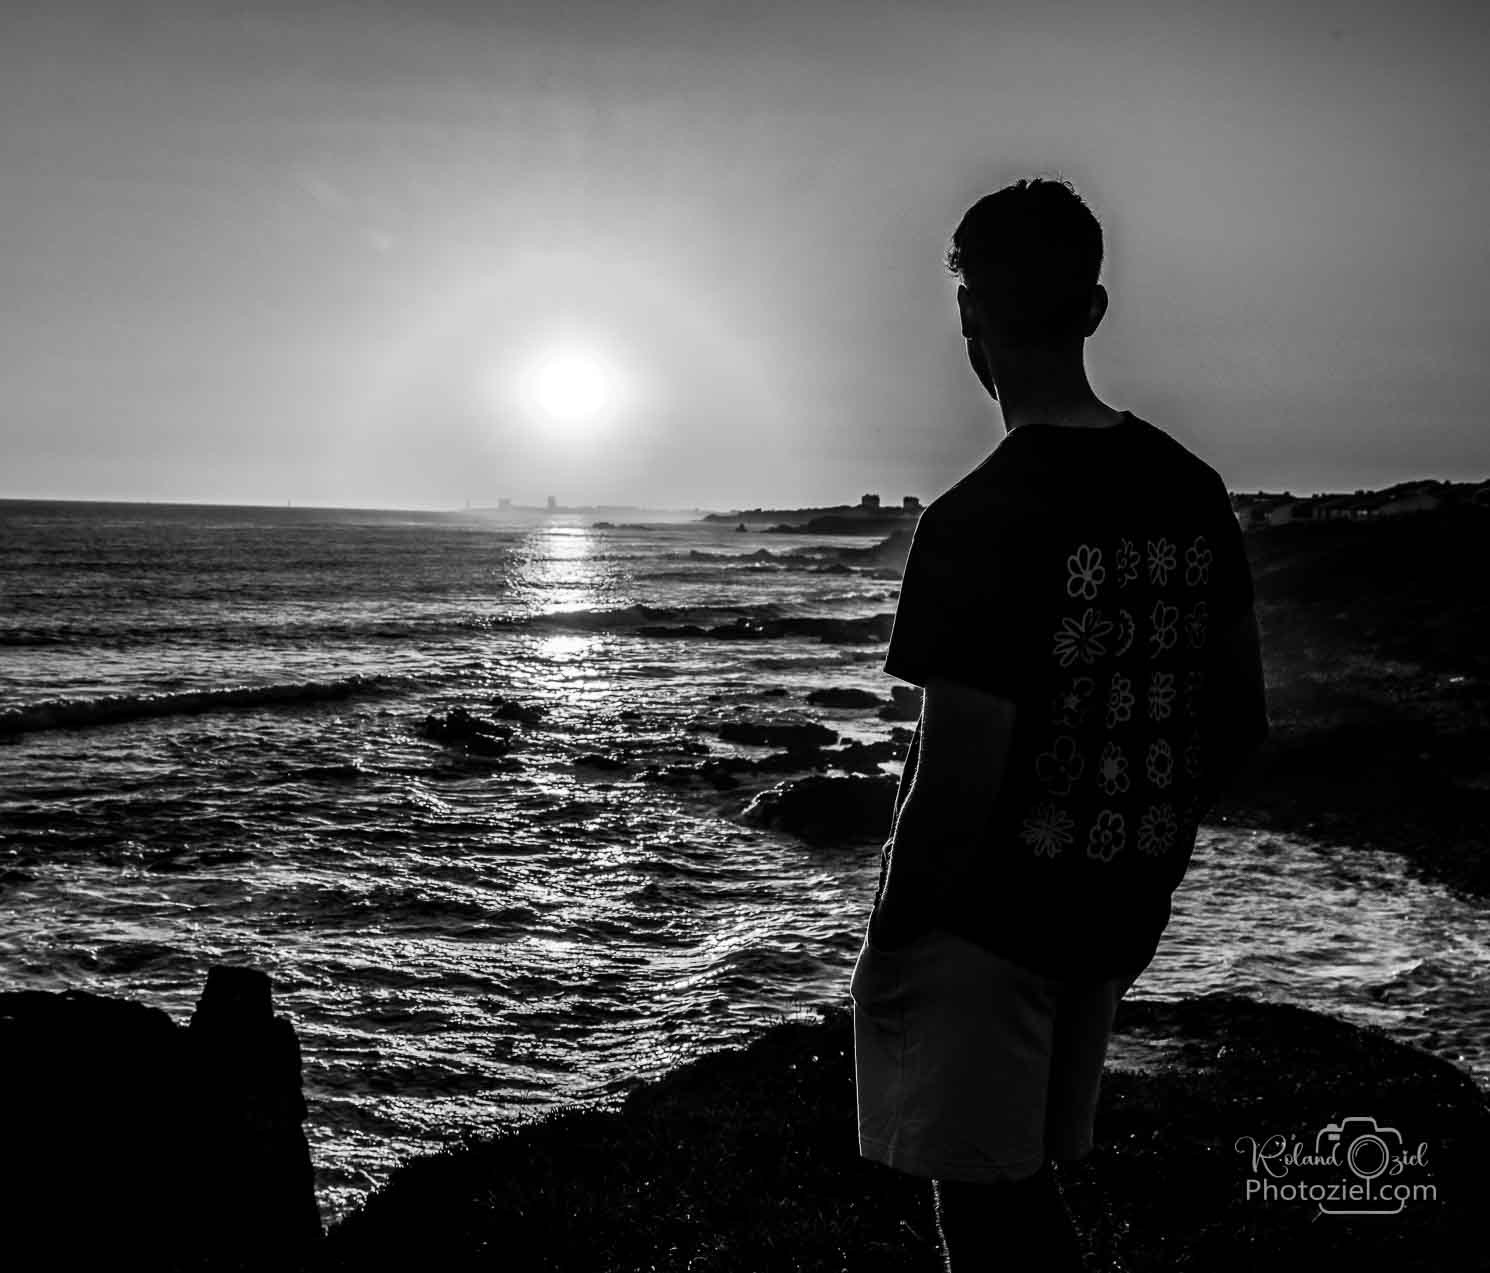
[1127,415,1230,498]
[923,450,1035,530]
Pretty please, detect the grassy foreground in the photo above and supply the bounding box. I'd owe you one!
[318,994,1487,1272]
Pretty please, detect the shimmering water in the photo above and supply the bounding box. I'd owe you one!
[2,499,1485,1224]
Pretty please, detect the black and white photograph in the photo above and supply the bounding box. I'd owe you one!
[1,1,1486,1269]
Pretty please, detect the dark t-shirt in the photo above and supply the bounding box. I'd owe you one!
[880,411,1264,982]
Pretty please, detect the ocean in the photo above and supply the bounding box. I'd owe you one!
[2,498,1486,1225]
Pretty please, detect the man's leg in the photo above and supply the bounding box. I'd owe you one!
[932,1166,1085,1273]
[1041,969,1141,1268]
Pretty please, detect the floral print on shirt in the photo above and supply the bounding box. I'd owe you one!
[1025,520,1228,870]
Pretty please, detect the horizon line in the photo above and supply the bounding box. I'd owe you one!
[3,473,1488,516]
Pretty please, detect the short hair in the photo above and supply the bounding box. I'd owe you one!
[946,177,1104,351]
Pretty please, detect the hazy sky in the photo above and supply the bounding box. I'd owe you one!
[2,0,1486,509]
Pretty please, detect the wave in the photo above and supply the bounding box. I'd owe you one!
[0,613,519,649]
[0,673,410,737]
[506,601,785,632]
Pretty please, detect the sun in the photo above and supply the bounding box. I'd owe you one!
[529,347,614,425]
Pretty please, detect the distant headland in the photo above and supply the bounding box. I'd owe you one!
[699,492,923,535]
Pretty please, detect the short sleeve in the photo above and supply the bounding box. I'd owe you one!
[1207,476,1256,629]
[881,506,1033,700]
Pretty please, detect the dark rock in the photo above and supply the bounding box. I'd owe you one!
[876,685,922,721]
[757,687,789,698]
[490,697,547,725]
[736,774,898,844]
[888,725,915,744]
[717,720,838,749]
[805,687,884,709]
[0,969,320,1270]
[640,759,745,790]
[754,747,832,773]
[187,968,322,1258]
[421,707,513,755]
[821,739,900,774]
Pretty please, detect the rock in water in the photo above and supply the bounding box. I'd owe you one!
[876,685,923,721]
[716,720,838,749]
[421,706,513,755]
[805,687,884,709]
[737,774,899,844]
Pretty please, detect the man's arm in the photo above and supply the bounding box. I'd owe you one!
[871,676,1018,948]
[1193,604,1269,819]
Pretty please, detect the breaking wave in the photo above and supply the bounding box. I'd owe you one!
[0,673,410,737]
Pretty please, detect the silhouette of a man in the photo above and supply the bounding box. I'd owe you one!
[851,177,1268,1271]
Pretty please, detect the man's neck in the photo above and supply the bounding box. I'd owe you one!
[998,392,1124,433]
[989,353,1121,433]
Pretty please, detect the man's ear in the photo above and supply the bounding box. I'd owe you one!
[957,284,978,340]
[1085,284,1110,337]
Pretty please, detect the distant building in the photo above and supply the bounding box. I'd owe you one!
[859,493,880,510]
[546,495,557,512]
[902,495,922,512]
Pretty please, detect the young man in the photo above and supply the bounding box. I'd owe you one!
[850,177,1269,1271]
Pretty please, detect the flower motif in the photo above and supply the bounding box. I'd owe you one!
[1086,810,1126,863]
[1114,538,1140,588]
[1184,668,1205,718]
[1145,738,1175,789]
[1035,735,1086,796]
[1105,673,1134,729]
[1096,741,1130,795]
[1184,732,1204,779]
[1020,802,1076,858]
[1113,608,1135,657]
[1147,537,1177,586]
[1147,670,1176,722]
[1184,601,1209,650]
[1050,676,1095,729]
[1185,535,1213,587]
[1066,544,1106,601]
[1137,803,1178,855]
[1147,601,1179,656]
[1052,608,1114,668]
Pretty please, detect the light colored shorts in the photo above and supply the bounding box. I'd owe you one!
[851,920,1140,1183]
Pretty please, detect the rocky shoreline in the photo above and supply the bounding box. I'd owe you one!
[317,994,1486,1271]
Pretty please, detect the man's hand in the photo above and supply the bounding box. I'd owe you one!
[870,676,1017,946]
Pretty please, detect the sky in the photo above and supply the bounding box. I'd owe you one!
[2,0,1486,510]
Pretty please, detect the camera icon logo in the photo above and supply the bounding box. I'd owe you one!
[1316,1116,1404,1213]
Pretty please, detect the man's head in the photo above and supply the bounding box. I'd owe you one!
[947,177,1107,396]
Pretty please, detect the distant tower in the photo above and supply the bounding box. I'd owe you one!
[859,492,880,510]
[902,495,922,512]
[546,495,557,512]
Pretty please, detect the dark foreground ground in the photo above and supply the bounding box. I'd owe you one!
[1197,505,1490,901]
[319,994,1488,1272]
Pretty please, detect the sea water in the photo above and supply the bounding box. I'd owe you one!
[2,499,1484,1224]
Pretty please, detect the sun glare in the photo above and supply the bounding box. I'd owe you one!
[529,347,614,425]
